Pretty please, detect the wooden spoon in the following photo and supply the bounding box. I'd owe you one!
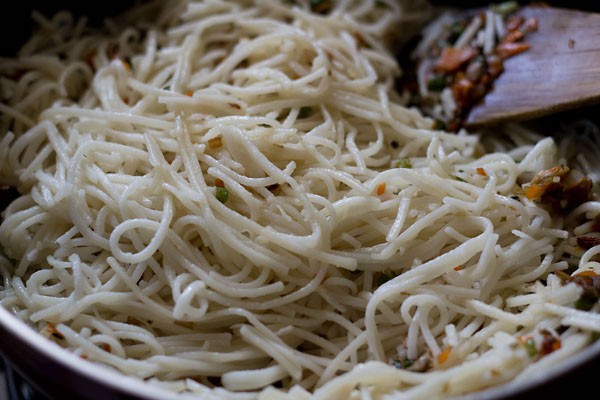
[465,6,600,128]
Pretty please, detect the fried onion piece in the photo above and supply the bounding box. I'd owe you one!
[524,165,592,212]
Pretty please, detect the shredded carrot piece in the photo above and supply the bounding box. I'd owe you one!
[554,270,572,281]
[215,178,225,188]
[496,42,530,60]
[476,167,487,177]
[43,322,65,340]
[524,184,543,200]
[185,90,193,96]
[208,137,223,149]
[503,29,524,44]
[575,270,598,277]
[99,343,112,352]
[434,47,477,73]
[453,265,465,271]
[551,339,562,352]
[121,59,131,71]
[376,182,386,196]
[437,346,452,364]
[506,15,524,32]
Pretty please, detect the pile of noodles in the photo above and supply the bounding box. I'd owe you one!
[1,1,599,399]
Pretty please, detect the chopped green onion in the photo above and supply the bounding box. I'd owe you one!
[433,119,446,130]
[446,21,466,45]
[574,297,595,311]
[454,176,466,182]
[427,75,447,91]
[216,187,229,203]
[394,159,412,169]
[377,270,396,286]
[524,338,537,358]
[298,106,313,119]
[492,1,519,16]
[392,358,413,369]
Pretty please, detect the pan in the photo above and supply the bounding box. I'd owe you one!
[0,1,599,399]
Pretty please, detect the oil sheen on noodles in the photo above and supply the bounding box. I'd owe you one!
[0,0,599,399]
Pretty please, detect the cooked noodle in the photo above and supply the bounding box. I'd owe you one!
[1,1,599,399]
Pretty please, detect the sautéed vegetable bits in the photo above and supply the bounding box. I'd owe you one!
[0,0,599,399]
[407,1,538,131]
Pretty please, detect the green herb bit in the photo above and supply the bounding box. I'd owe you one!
[394,159,412,169]
[524,338,537,358]
[492,1,519,16]
[433,119,446,130]
[298,106,313,119]
[427,75,447,91]
[447,21,466,45]
[574,296,596,311]
[392,358,413,369]
[454,176,466,182]
[377,269,396,286]
[216,187,229,203]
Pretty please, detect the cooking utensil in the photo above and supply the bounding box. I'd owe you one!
[465,5,600,128]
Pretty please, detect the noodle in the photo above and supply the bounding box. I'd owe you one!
[1,0,599,399]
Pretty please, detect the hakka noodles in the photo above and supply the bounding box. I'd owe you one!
[1,0,599,399]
